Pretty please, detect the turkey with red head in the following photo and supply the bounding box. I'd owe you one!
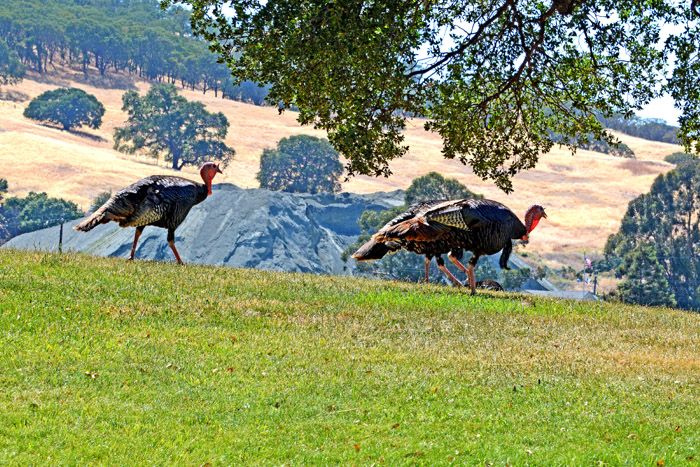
[74,162,223,264]
[352,199,547,294]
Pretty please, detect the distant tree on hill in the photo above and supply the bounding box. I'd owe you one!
[598,114,679,145]
[221,80,270,105]
[0,191,83,239]
[113,84,235,170]
[0,178,7,203]
[0,179,8,242]
[405,171,483,205]
[91,191,112,212]
[0,38,25,85]
[606,161,700,310]
[256,135,343,194]
[502,268,532,291]
[664,152,695,165]
[609,242,676,307]
[23,88,105,131]
[549,131,635,158]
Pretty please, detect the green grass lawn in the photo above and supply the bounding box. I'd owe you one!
[1,249,699,465]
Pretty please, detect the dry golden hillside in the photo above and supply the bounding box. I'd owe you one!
[0,66,683,260]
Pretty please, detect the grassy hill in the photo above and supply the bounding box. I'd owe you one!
[0,67,685,268]
[1,249,699,464]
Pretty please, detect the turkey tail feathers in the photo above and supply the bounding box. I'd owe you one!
[73,203,124,232]
[352,238,392,261]
[375,218,445,242]
[73,208,111,231]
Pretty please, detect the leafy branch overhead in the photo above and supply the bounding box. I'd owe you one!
[164,0,700,191]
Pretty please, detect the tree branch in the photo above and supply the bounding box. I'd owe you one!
[404,0,516,79]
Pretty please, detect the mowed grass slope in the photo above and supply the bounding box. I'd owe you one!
[1,249,700,465]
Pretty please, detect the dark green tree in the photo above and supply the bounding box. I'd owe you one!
[23,88,105,131]
[169,0,700,192]
[114,84,235,170]
[612,242,676,308]
[0,38,24,85]
[343,172,488,283]
[405,171,483,205]
[0,191,83,239]
[665,152,695,165]
[91,191,112,212]
[0,178,7,203]
[606,161,700,310]
[256,135,343,194]
[0,179,8,242]
[502,268,532,291]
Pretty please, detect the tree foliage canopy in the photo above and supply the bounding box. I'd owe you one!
[610,242,676,308]
[0,0,268,103]
[606,161,700,310]
[256,135,343,194]
[0,191,83,241]
[404,172,483,205]
[166,0,700,191]
[23,87,105,131]
[0,38,24,85]
[0,178,7,203]
[114,84,235,170]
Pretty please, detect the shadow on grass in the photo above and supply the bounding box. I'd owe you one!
[36,123,108,143]
[0,89,30,102]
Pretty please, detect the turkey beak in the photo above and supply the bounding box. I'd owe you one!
[216,165,223,174]
[542,210,547,219]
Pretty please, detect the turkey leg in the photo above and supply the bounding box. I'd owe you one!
[128,226,144,261]
[448,252,470,281]
[436,256,463,287]
[424,256,431,282]
[467,263,477,295]
[167,229,184,265]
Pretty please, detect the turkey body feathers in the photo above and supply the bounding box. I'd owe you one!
[74,175,208,232]
[353,198,527,265]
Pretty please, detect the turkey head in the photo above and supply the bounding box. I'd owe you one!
[521,205,547,241]
[200,162,223,196]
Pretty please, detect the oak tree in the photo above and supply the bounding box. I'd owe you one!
[164,0,700,191]
[257,135,343,193]
[23,88,105,131]
[0,38,24,85]
[114,84,235,170]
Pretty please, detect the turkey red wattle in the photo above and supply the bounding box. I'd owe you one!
[200,163,222,196]
[521,204,547,241]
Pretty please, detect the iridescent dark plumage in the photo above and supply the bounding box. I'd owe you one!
[353,198,546,294]
[74,163,222,264]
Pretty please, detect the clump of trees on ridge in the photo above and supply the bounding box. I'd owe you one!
[0,0,269,104]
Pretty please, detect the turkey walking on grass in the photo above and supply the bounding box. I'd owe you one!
[74,162,223,264]
[352,199,547,294]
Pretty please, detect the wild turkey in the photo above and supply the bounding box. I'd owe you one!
[352,199,547,294]
[351,200,466,285]
[74,162,223,264]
